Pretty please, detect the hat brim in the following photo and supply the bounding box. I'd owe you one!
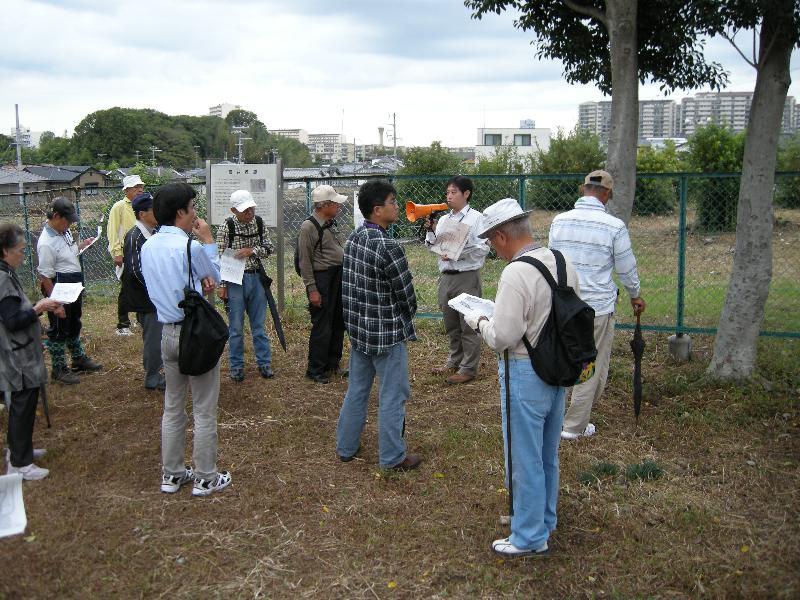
[232,199,258,212]
[478,210,533,238]
[122,180,144,190]
[314,194,348,204]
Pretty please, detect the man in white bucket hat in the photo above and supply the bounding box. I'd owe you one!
[465,197,580,558]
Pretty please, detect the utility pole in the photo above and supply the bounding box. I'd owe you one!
[148,145,162,166]
[392,112,397,158]
[193,145,200,169]
[231,126,251,164]
[14,104,23,203]
[134,150,141,164]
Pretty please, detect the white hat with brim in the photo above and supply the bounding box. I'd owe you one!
[122,174,145,190]
[312,185,348,204]
[477,198,532,238]
[230,189,257,212]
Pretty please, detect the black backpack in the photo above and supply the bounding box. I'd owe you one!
[293,216,324,276]
[226,215,264,249]
[177,238,229,376]
[515,249,597,387]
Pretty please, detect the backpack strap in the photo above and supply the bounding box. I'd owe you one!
[185,237,195,289]
[226,217,235,249]
[255,215,264,245]
[514,249,567,288]
[307,216,325,251]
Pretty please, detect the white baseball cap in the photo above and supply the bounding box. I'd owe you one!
[122,174,145,190]
[230,189,257,212]
[477,198,532,238]
[312,185,348,204]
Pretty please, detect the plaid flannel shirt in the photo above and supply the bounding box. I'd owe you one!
[215,216,274,288]
[342,224,417,355]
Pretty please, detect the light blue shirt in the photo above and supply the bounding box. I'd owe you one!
[548,196,641,316]
[140,226,220,324]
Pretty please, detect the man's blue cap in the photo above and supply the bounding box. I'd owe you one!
[132,192,154,213]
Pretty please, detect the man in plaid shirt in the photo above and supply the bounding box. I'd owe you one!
[336,179,422,471]
[216,190,275,382]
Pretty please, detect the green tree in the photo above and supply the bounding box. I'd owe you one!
[395,142,464,214]
[225,109,259,128]
[684,123,745,231]
[39,131,55,144]
[466,0,727,224]
[528,127,605,211]
[634,142,681,216]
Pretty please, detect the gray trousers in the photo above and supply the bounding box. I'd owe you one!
[160,323,220,480]
[437,270,482,375]
[138,311,164,389]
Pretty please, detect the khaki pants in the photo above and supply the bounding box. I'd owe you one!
[160,323,221,480]
[438,270,482,375]
[562,313,615,435]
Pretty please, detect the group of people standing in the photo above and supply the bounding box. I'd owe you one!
[1,169,644,557]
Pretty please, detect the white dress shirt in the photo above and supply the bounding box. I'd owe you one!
[424,205,489,273]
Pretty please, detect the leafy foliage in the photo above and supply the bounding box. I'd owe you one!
[625,459,665,481]
[776,132,800,208]
[528,127,604,210]
[685,124,745,231]
[465,1,728,94]
[634,142,681,216]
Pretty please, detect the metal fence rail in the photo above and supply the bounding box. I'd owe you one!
[1,171,797,338]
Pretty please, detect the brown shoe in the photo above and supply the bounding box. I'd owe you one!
[446,372,475,385]
[431,365,457,375]
[391,454,422,471]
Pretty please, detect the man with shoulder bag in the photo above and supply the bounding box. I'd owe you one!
[141,182,232,498]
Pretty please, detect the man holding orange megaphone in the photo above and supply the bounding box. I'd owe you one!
[424,176,489,385]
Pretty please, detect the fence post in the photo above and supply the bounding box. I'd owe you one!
[518,175,526,210]
[676,175,687,335]
[305,180,312,214]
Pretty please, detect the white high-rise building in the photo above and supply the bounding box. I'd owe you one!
[307,133,348,163]
[209,103,241,119]
[271,129,309,144]
[9,126,43,148]
[578,101,612,141]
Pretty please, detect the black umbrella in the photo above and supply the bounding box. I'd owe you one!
[256,260,287,352]
[39,383,51,428]
[630,311,645,421]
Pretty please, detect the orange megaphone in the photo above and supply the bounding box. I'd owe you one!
[405,202,449,222]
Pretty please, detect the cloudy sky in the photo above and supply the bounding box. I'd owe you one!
[4,0,799,148]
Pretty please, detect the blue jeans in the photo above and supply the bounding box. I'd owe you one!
[336,343,410,468]
[227,272,271,372]
[499,356,565,550]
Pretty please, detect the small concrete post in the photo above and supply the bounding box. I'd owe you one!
[668,333,691,362]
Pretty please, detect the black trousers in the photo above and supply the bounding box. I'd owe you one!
[306,266,345,377]
[7,387,39,468]
[45,272,83,342]
[117,288,130,329]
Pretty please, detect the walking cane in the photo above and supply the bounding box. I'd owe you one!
[503,350,514,518]
[39,383,51,428]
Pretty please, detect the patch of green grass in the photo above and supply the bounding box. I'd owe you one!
[625,459,665,481]
[578,461,621,485]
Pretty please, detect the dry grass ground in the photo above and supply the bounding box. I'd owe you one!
[0,300,798,599]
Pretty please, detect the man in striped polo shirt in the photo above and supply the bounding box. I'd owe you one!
[548,170,646,440]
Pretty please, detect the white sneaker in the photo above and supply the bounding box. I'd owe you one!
[115,327,133,336]
[561,423,597,440]
[192,470,232,497]
[161,466,194,493]
[7,463,49,480]
[492,537,548,557]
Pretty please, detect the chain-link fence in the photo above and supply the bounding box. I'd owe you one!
[1,172,797,338]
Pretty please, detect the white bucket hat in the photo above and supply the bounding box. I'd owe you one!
[230,189,257,212]
[477,198,532,239]
[122,174,144,190]
[312,185,348,204]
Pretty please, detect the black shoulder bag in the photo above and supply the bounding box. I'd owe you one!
[177,238,229,375]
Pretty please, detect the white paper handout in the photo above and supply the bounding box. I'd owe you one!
[50,282,84,304]
[0,473,27,538]
[78,235,99,256]
[115,264,124,280]
[430,219,470,262]
[448,292,495,319]
[220,248,246,285]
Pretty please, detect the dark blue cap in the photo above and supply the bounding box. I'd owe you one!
[132,192,154,213]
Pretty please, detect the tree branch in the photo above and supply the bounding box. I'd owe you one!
[562,0,607,27]
[721,29,757,69]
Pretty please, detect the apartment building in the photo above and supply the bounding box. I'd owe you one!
[209,103,241,119]
[475,121,551,163]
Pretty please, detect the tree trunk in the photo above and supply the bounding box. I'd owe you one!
[708,5,794,380]
[604,0,638,225]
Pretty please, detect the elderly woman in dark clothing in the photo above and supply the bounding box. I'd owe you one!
[0,223,63,480]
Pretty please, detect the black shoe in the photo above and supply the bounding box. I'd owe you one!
[230,370,244,383]
[145,381,166,391]
[52,366,80,385]
[338,445,361,462]
[306,372,330,384]
[71,355,102,372]
[259,365,274,379]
